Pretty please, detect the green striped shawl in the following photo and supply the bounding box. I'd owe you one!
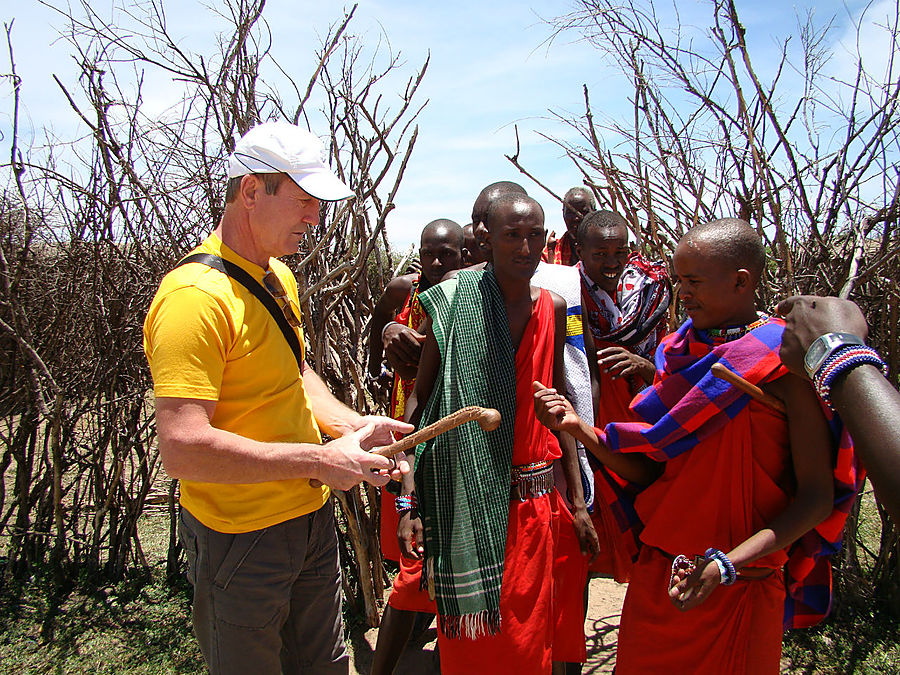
[415,267,516,639]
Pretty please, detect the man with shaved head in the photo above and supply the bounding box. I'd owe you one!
[369,218,465,395]
[468,181,528,266]
[543,187,596,266]
[397,192,597,673]
[535,217,859,673]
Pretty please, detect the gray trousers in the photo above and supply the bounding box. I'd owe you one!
[178,501,349,675]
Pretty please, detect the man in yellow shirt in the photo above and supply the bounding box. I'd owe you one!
[144,121,412,675]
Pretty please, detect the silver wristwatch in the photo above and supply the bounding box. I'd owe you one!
[803,332,865,378]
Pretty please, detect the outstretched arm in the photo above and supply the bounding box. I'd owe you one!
[155,397,407,490]
[669,372,834,611]
[533,382,661,486]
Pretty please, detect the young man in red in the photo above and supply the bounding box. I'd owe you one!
[401,194,598,674]
[577,209,670,581]
[535,218,860,673]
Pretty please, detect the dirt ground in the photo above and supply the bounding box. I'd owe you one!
[349,577,627,674]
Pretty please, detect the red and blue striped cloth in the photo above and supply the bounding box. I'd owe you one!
[597,317,862,629]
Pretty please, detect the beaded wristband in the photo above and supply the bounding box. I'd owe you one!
[813,345,888,408]
[704,548,736,585]
[395,493,418,514]
[711,557,727,585]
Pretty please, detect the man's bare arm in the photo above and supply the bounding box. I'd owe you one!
[155,397,401,490]
[396,319,441,559]
[550,293,599,561]
[533,384,661,486]
[777,295,900,521]
[830,366,900,521]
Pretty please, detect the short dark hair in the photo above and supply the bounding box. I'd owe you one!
[485,193,544,232]
[225,172,287,203]
[684,218,766,282]
[577,209,628,245]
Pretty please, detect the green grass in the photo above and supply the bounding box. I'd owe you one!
[0,512,204,675]
[782,609,900,674]
[0,569,204,675]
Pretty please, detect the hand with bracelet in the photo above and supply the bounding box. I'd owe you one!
[777,295,900,522]
[396,489,425,560]
[668,549,735,611]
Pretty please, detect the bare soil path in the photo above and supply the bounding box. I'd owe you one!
[349,577,627,674]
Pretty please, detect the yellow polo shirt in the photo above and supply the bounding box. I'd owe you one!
[143,234,328,533]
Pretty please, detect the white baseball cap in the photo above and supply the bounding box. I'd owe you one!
[227,121,354,202]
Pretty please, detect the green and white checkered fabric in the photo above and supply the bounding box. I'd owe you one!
[415,267,516,639]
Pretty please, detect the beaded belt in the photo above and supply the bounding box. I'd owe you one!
[510,460,554,501]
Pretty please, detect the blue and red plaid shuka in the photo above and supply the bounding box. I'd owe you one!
[597,317,863,630]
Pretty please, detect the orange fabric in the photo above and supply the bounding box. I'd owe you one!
[616,398,792,672]
[387,555,437,613]
[437,290,587,674]
[541,231,577,265]
[588,340,642,581]
[551,495,589,663]
[586,474,635,582]
[617,547,785,674]
[380,490,402,564]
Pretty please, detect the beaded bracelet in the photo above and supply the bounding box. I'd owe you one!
[395,493,418,514]
[813,345,888,409]
[704,548,736,586]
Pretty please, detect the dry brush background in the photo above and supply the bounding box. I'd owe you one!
[1,0,898,634]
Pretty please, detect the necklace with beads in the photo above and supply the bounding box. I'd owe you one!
[703,313,770,345]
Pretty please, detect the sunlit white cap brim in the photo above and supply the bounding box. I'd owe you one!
[287,168,354,202]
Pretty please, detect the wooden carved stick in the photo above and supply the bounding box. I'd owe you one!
[710,363,786,414]
[310,406,501,488]
[371,405,501,457]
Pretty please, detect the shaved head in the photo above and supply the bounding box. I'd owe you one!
[485,193,544,232]
[682,218,765,283]
[421,218,464,248]
[471,181,528,225]
[564,186,595,205]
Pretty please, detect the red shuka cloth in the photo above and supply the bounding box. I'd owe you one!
[541,231,577,266]
[615,397,791,673]
[588,338,642,581]
[436,289,587,675]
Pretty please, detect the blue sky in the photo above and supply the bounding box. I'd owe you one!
[2,0,893,248]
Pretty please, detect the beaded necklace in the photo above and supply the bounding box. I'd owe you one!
[702,313,770,346]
